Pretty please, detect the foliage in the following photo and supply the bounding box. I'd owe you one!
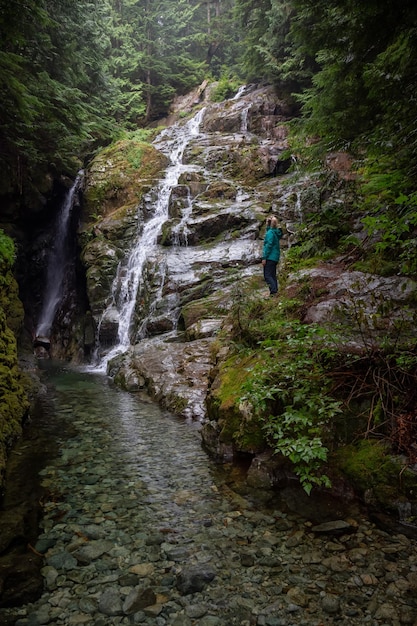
[229,292,341,493]
[224,248,417,491]
[234,0,417,260]
[359,190,417,276]
[210,74,241,102]
[0,0,114,196]
[0,230,16,272]
[0,0,243,200]
[328,283,417,456]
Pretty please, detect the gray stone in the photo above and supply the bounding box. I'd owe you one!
[176,565,216,595]
[122,587,157,614]
[321,593,341,614]
[98,588,123,616]
[311,520,356,535]
[73,540,114,564]
[185,603,208,618]
[46,551,78,570]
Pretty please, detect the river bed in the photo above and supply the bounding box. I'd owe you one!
[0,363,416,625]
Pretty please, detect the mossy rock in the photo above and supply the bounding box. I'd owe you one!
[181,289,229,329]
[0,272,24,335]
[0,309,29,489]
[199,181,237,200]
[207,352,266,453]
[335,439,417,512]
[84,140,169,221]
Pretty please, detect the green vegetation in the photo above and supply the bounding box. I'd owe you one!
[214,267,417,494]
[0,230,15,270]
[221,292,340,493]
[336,440,417,511]
[0,0,242,200]
[0,237,28,486]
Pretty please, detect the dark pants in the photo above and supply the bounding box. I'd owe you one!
[263,259,278,294]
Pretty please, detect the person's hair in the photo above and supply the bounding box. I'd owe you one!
[270,216,278,228]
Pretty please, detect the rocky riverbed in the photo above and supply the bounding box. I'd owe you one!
[0,364,416,626]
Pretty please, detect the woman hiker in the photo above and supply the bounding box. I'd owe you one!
[262,216,283,297]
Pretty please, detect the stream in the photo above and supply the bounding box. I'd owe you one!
[1,363,416,626]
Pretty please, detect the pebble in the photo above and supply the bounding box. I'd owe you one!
[2,367,417,626]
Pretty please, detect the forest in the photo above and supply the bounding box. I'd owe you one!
[1,0,416,212]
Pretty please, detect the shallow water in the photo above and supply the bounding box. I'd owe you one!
[1,363,416,626]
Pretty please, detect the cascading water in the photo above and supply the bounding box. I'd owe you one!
[97,108,206,367]
[35,171,84,340]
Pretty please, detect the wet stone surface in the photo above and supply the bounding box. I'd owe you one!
[0,364,416,626]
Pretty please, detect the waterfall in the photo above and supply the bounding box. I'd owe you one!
[240,105,251,133]
[171,188,193,246]
[98,108,206,366]
[36,171,84,339]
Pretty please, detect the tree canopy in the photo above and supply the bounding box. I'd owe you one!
[1,0,417,205]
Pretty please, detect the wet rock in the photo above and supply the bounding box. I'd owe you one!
[286,586,308,608]
[97,588,123,616]
[321,593,341,614]
[72,540,114,564]
[122,587,157,614]
[46,552,77,570]
[311,519,357,535]
[176,565,216,595]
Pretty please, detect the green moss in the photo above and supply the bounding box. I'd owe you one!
[0,272,24,335]
[84,140,168,221]
[208,353,266,452]
[335,439,416,508]
[0,308,29,487]
[0,229,15,269]
[181,290,228,328]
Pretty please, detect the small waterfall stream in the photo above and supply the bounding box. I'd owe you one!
[35,171,84,339]
[98,109,206,367]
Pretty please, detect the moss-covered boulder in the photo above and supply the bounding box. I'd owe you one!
[335,440,417,517]
[82,139,168,222]
[0,233,30,489]
[0,299,28,489]
[203,352,267,456]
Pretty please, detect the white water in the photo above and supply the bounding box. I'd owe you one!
[98,109,206,367]
[36,171,83,338]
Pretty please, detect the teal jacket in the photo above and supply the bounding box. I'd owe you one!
[262,227,282,262]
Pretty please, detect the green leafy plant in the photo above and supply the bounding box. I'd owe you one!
[235,312,341,494]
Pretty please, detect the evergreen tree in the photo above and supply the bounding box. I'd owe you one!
[0,0,113,200]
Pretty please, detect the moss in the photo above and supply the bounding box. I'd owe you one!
[208,352,266,453]
[84,140,168,221]
[0,307,29,488]
[335,439,417,509]
[181,291,224,328]
[0,272,24,334]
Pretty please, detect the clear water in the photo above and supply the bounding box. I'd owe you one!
[2,364,415,626]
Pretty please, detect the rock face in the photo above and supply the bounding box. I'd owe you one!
[77,85,373,427]
[80,85,306,415]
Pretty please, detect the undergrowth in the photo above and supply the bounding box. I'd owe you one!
[229,292,341,494]
[227,276,417,494]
